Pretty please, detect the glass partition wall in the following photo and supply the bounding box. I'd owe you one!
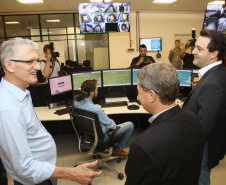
[0,13,109,70]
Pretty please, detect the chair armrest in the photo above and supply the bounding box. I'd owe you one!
[107,126,120,137]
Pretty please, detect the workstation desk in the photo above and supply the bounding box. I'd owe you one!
[34,105,148,122]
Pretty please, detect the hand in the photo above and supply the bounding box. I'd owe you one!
[136,57,144,66]
[46,52,52,61]
[72,160,102,185]
[186,40,192,47]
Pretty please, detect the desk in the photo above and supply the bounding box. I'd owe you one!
[34,98,183,121]
[34,105,148,121]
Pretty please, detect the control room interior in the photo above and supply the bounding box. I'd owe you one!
[0,0,226,185]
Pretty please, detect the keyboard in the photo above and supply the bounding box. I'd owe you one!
[54,107,70,115]
[101,101,128,108]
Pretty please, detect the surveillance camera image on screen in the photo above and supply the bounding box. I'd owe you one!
[203,4,226,31]
[103,69,131,87]
[78,2,130,34]
[176,69,192,87]
[72,71,102,90]
[49,75,72,96]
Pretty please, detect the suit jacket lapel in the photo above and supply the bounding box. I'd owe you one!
[184,64,225,104]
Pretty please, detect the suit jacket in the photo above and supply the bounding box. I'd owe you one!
[125,105,204,185]
[183,64,226,169]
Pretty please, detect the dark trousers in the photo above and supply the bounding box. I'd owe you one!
[0,158,8,185]
[14,180,53,185]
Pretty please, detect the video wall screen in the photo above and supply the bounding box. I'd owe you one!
[78,3,130,34]
[203,4,226,31]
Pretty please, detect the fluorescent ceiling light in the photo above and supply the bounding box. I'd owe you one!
[17,0,43,3]
[90,0,103,2]
[104,0,112,2]
[208,1,225,4]
[153,0,177,3]
[5,21,19,24]
[46,19,60,23]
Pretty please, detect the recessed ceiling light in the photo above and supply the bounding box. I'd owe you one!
[17,0,43,3]
[5,21,20,24]
[153,0,177,4]
[46,19,60,23]
[208,1,225,4]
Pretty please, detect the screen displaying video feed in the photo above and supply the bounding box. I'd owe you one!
[49,75,72,96]
[78,3,130,34]
[102,69,131,87]
[203,4,226,31]
[177,69,192,87]
[72,71,102,90]
[140,38,162,51]
[132,68,140,85]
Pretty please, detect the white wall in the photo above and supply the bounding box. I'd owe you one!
[109,11,205,69]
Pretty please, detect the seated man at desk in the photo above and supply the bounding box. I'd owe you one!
[130,44,155,68]
[74,80,134,156]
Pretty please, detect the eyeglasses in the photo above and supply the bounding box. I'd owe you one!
[10,59,41,66]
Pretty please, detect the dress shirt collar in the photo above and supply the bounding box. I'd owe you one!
[1,77,29,102]
[198,60,222,79]
[148,104,177,124]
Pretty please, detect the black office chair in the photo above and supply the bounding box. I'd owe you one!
[69,102,125,180]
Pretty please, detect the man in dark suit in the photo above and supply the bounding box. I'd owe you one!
[183,29,226,185]
[125,63,204,185]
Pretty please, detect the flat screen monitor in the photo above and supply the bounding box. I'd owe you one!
[102,68,131,87]
[132,68,140,85]
[139,38,162,51]
[49,75,72,96]
[72,70,102,90]
[203,4,226,31]
[78,3,130,34]
[177,69,192,87]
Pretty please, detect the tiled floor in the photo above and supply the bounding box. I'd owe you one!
[7,129,226,185]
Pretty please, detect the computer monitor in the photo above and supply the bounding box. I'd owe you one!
[132,68,140,85]
[177,69,192,87]
[72,70,102,90]
[139,37,162,51]
[48,75,72,96]
[102,68,131,87]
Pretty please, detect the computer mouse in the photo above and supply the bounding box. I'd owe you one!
[127,104,140,110]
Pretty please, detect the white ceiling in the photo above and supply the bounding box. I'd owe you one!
[0,0,218,15]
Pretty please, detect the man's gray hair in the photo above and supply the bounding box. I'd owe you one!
[138,63,180,105]
[0,37,38,71]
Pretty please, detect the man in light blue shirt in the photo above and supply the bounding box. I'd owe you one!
[74,80,134,156]
[0,38,101,185]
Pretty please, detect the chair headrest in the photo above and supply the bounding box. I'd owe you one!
[73,90,88,101]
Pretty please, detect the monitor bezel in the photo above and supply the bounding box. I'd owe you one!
[102,68,132,87]
[48,75,73,96]
[72,70,102,90]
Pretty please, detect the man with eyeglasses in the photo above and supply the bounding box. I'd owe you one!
[0,37,101,185]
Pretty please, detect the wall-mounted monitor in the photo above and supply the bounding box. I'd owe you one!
[72,70,102,90]
[49,75,72,96]
[102,68,131,87]
[78,3,130,34]
[139,37,162,51]
[177,69,192,87]
[132,68,140,85]
[203,4,226,31]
